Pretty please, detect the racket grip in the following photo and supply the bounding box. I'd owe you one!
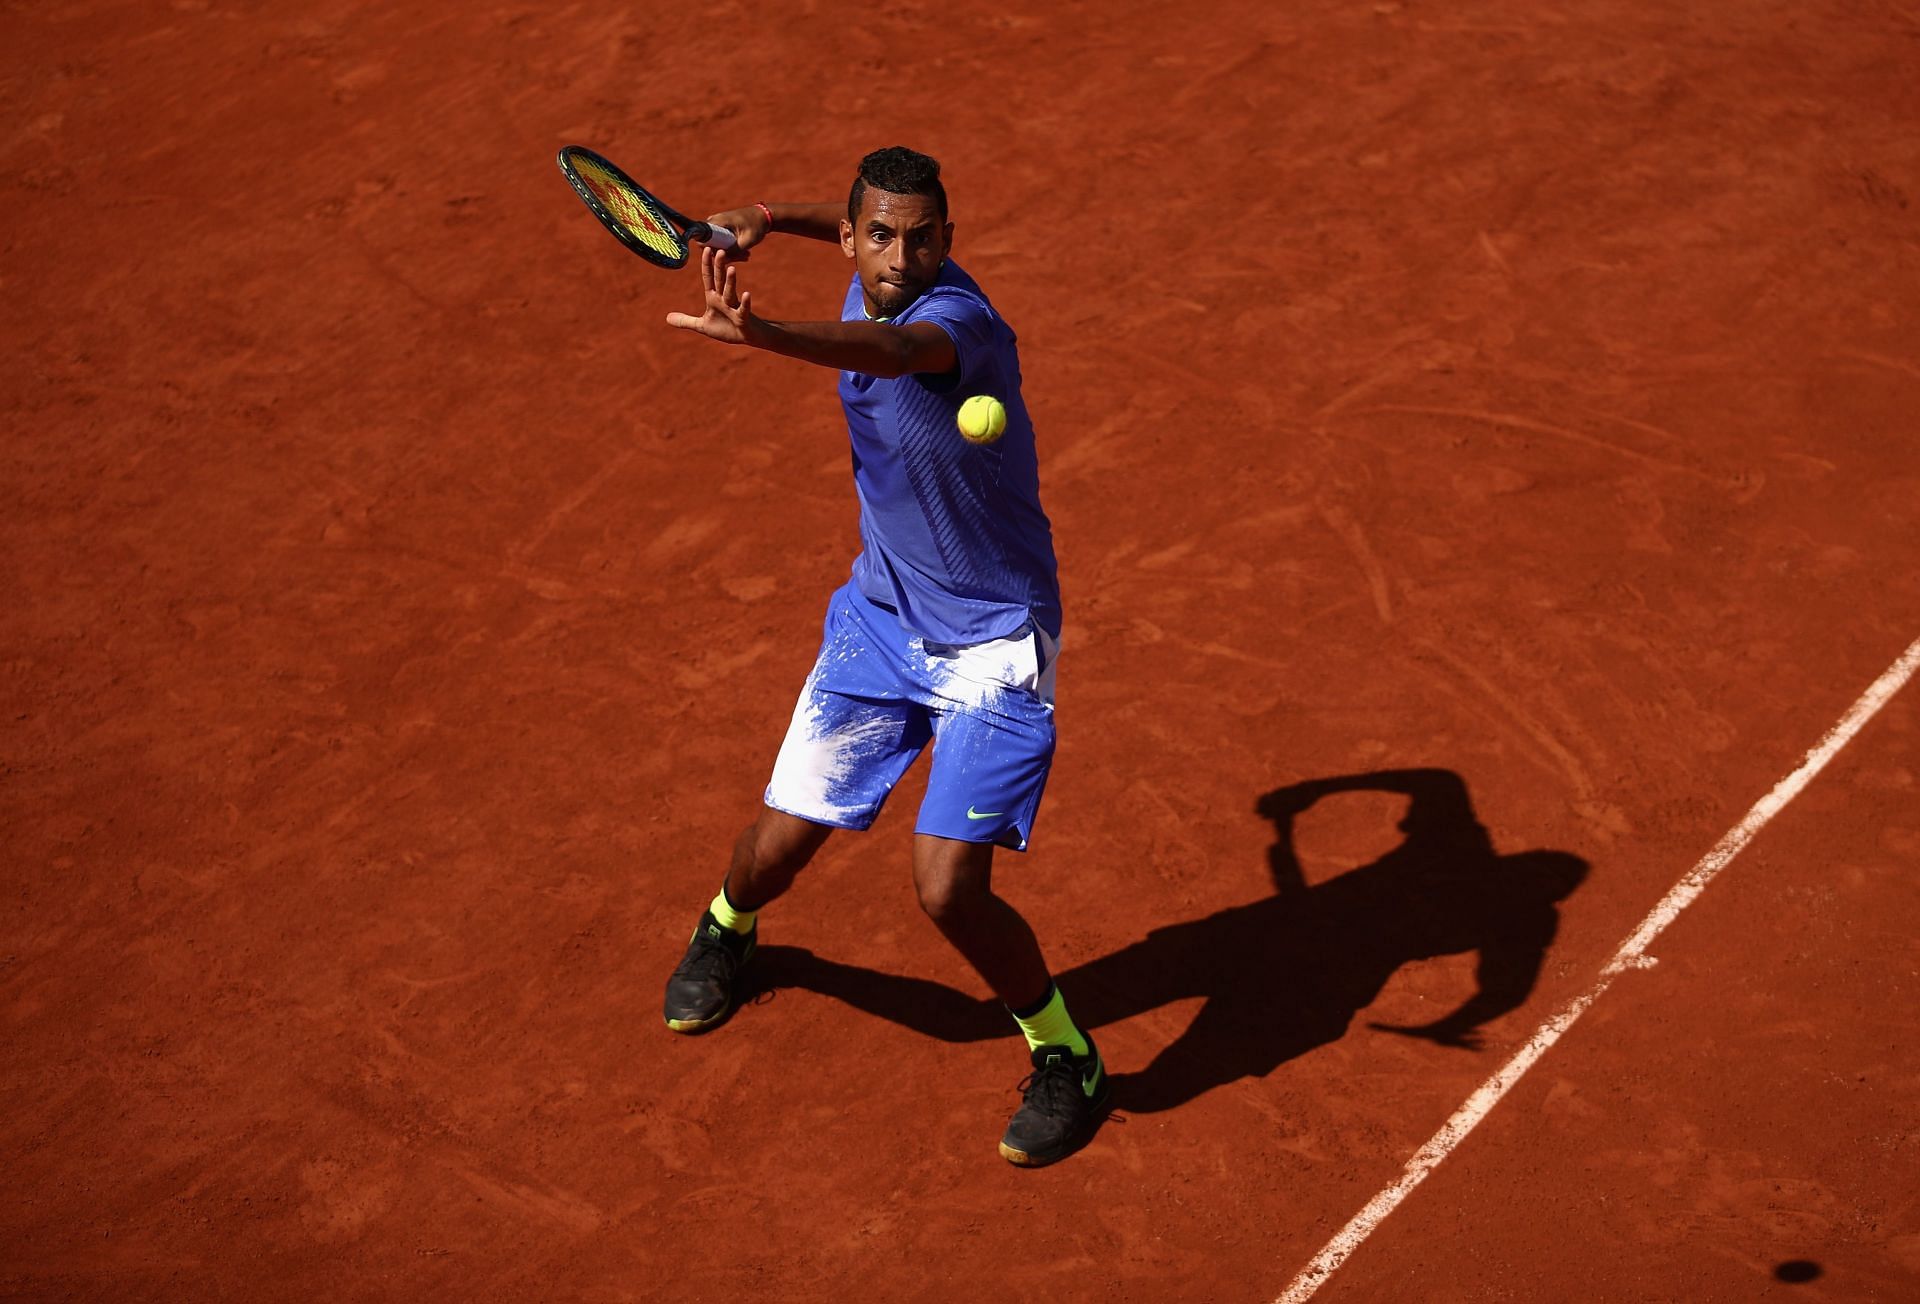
[692,223,738,250]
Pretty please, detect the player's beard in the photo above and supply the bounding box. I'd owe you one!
[870,276,921,317]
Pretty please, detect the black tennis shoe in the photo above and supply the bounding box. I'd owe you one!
[999,1038,1109,1166]
[663,911,756,1033]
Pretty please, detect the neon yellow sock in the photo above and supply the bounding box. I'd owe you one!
[708,886,756,935]
[1011,984,1090,1058]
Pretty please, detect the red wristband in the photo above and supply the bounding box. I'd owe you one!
[754,201,774,231]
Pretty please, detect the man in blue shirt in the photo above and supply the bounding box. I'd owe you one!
[660,147,1103,1166]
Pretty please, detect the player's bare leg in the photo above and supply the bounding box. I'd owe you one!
[726,806,834,911]
[911,834,1049,1008]
[663,806,831,1033]
[912,834,1109,1166]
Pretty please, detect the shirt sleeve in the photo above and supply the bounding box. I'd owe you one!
[909,288,997,394]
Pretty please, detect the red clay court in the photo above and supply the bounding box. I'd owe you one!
[5,1,1918,1299]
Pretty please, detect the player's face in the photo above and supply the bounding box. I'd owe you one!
[841,189,953,319]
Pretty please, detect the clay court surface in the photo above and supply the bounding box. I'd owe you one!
[6,0,1920,1298]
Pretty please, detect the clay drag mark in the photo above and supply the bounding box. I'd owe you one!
[5,1,1920,1301]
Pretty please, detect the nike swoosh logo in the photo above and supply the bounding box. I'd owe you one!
[1082,1061,1104,1098]
[966,806,1004,820]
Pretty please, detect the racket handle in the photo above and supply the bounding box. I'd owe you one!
[690,223,738,250]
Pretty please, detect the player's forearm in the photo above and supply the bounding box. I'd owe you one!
[762,202,845,243]
[747,318,942,378]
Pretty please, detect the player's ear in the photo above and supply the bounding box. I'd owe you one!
[840,217,856,258]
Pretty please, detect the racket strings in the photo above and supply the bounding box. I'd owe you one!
[572,155,682,261]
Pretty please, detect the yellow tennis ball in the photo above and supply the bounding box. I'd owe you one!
[957,394,1007,444]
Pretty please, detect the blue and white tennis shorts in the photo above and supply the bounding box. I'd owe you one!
[764,582,1059,851]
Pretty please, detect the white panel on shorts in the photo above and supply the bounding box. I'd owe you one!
[764,688,900,829]
[922,622,1059,709]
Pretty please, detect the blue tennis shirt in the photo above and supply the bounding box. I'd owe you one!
[837,260,1061,645]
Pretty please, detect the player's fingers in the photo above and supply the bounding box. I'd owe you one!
[737,289,752,319]
[722,262,738,306]
[665,311,698,329]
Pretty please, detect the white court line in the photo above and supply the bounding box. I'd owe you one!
[1277,635,1920,1304]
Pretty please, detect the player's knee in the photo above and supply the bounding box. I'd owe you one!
[914,862,987,925]
[915,874,962,924]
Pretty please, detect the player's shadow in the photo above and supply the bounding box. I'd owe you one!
[750,768,1588,1113]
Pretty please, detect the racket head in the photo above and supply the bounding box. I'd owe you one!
[557,146,698,269]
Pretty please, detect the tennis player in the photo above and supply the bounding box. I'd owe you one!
[659,146,1103,1166]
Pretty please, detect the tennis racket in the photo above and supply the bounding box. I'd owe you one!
[556,145,736,270]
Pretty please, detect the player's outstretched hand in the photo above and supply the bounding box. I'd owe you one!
[666,248,761,346]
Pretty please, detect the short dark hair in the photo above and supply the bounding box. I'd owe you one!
[847,146,948,225]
